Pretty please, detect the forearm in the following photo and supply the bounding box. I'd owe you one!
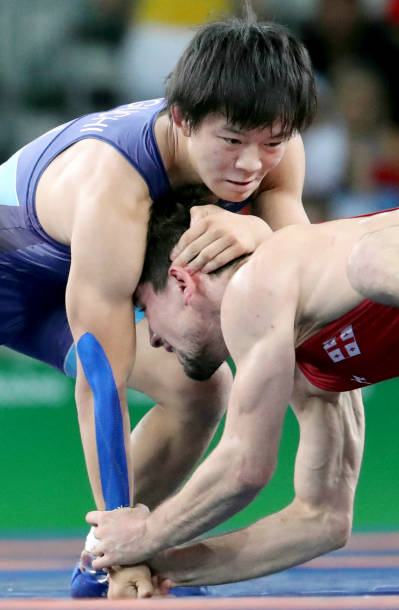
[252,192,309,229]
[130,404,220,509]
[146,441,262,554]
[151,499,345,586]
[150,384,362,587]
[146,355,290,555]
[76,375,133,509]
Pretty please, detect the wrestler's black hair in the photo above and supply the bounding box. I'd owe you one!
[139,186,210,292]
[165,14,317,137]
[139,186,249,293]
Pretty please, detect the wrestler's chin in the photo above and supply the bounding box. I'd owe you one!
[221,179,259,202]
[180,355,224,381]
[208,179,256,203]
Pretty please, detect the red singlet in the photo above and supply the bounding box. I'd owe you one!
[296,300,399,391]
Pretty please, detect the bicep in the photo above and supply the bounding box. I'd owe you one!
[223,338,294,475]
[221,281,298,471]
[67,189,150,385]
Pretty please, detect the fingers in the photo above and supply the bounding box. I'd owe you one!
[170,209,252,272]
[85,510,100,526]
[86,505,149,528]
[92,553,113,570]
[176,236,247,274]
[181,237,233,272]
[173,225,236,270]
[85,504,151,570]
[107,565,154,600]
[170,221,208,263]
[137,579,154,598]
[159,578,174,596]
[171,206,229,262]
[108,578,137,600]
[201,245,246,273]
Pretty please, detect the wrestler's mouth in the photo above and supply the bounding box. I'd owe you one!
[150,331,174,352]
[227,179,255,186]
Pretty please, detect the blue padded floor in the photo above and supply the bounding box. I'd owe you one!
[1,533,399,607]
[1,566,399,599]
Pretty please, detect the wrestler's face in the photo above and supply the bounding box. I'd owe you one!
[135,279,228,381]
[176,110,287,202]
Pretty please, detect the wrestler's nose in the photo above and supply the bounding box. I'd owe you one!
[235,145,262,173]
[150,329,163,348]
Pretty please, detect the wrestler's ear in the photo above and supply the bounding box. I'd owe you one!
[170,104,191,136]
[169,266,196,306]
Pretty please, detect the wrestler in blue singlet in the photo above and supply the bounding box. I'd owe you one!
[0,99,248,378]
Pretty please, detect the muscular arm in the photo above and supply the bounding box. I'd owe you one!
[127,322,232,509]
[150,382,365,586]
[60,141,151,509]
[89,249,300,567]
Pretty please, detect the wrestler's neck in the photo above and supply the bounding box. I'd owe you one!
[155,113,212,192]
[199,256,251,311]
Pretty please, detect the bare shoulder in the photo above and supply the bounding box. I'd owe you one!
[221,226,304,341]
[36,139,151,243]
[255,223,314,281]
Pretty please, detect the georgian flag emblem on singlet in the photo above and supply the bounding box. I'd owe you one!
[322,324,361,363]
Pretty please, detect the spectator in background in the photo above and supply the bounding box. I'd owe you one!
[303,62,399,220]
[300,0,399,125]
[300,0,399,219]
[332,61,399,216]
[302,76,349,221]
[0,0,127,161]
[114,0,240,102]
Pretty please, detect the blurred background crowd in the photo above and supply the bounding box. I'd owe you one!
[1,0,398,221]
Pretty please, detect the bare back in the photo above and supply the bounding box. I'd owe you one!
[252,208,399,346]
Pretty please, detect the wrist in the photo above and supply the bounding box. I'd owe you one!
[148,548,181,586]
[145,509,168,556]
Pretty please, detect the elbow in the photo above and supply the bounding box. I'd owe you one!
[313,505,352,554]
[232,456,274,498]
[217,436,275,502]
[325,509,352,551]
[292,498,353,555]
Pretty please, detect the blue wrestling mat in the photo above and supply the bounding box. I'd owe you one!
[174,567,399,598]
[2,566,399,599]
[1,534,399,606]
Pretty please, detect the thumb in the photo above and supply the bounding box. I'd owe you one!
[159,578,174,596]
[137,578,154,599]
[134,565,153,598]
[85,511,100,525]
[108,565,154,600]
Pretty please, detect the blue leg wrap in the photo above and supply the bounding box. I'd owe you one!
[77,332,130,510]
[71,332,130,598]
